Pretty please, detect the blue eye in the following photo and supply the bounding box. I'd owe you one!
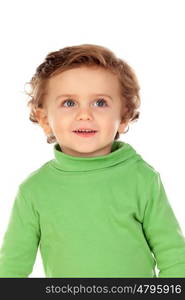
[94,98,108,107]
[63,99,75,107]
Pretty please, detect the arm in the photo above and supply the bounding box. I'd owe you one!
[143,172,185,277]
[0,186,40,277]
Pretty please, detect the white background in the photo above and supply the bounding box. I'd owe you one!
[0,0,184,277]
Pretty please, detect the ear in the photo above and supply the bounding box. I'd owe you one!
[118,118,129,134]
[35,108,52,135]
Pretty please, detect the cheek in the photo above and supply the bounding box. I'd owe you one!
[47,111,66,131]
[100,118,120,132]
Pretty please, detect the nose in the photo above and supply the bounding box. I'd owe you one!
[76,106,93,120]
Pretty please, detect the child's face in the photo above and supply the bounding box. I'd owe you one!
[36,66,129,157]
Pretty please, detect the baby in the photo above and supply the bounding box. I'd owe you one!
[0,44,185,278]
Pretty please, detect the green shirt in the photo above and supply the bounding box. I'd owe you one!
[0,140,185,277]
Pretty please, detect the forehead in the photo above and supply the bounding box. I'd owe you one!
[46,66,120,95]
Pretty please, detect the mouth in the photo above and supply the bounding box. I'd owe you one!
[73,129,98,138]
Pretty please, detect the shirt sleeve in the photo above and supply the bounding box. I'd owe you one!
[142,172,185,277]
[0,186,41,277]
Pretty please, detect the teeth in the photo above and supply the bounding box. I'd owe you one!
[76,130,95,133]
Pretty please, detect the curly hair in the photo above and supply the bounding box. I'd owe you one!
[25,44,141,143]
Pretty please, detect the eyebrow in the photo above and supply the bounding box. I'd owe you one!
[56,94,113,101]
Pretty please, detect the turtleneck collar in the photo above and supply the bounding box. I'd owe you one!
[51,140,141,172]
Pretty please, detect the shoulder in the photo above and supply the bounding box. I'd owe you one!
[127,143,160,184]
[137,159,159,177]
[18,160,53,193]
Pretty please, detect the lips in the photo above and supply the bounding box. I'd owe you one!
[73,129,98,138]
